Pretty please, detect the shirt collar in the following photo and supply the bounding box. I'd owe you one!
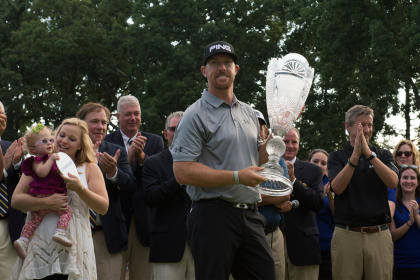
[120,130,138,151]
[202,89,239,108]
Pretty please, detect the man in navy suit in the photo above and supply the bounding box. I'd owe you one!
[0,100,25,279]
[143,111,195,279]
[76,102,136,280]
[104,95,164,280]
[282,127,324,280]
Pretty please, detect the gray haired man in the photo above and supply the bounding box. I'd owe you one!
[328,105,398,280]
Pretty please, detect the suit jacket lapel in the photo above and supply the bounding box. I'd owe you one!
[115,130,125,148]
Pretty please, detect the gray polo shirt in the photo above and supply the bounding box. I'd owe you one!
[171,89,261,204]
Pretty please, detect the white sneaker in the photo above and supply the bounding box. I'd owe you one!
[14,238,28,259]
[52,230,72,247]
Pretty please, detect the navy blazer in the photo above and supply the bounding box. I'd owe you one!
[143,149,191,262]
[105,129,164,246]
[283,159,324,265]
[1,140,25,242]
[97,140,136,253]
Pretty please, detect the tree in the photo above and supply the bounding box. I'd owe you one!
[281,0,419,157]
[0,0,133,139]
[128,0,287,134]
[1,0,288,140]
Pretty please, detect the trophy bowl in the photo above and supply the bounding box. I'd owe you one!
[257,53,314,196]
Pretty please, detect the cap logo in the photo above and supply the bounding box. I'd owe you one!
[209,44,232,53]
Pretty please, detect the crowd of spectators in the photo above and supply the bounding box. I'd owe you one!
[0,41,418,280]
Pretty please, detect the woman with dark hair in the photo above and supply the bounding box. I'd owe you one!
[390,165,420,279]
[308,149,333,280]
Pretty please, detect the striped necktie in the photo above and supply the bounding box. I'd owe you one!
[89,209,97,228]
[0,182,8,218]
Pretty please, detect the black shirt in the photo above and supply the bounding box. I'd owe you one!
[328,144,398,226]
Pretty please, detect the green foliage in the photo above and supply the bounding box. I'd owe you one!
[282,0,419,158]
[0,0,418,160]
[1,0,133,138]
[1,0,286,139]
[128,0,286,134]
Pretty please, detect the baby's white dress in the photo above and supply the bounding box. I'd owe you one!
[12,164,96,280]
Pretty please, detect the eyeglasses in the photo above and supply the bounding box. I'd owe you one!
[37,138,55,145]
[400,164,418,170]
[397,151,413,157]
[167,126,177,132]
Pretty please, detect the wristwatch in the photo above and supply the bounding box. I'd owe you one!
[366,152,377,161]
[348,158,357,168]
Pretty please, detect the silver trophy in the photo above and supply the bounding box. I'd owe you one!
[258,53,314,196]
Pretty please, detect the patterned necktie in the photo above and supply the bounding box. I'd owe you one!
[0,182,8,218]
[89,209,97,228]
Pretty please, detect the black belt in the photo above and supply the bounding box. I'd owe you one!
[336,223,389,233]
[194,198,258,210]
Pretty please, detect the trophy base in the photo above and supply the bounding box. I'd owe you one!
[258,154,293,197]
[257,174,293,197]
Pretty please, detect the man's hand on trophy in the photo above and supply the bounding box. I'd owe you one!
[238,166,266,187]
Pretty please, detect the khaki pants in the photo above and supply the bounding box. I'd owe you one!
[284,235,319,280]
[266,228,286,280]
[152,244,195,280]
[121,219,152,280]
[0,219,18,280]
[331,226,393,280]
[93,230,124,280]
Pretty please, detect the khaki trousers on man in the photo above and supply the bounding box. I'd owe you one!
[121,219,152,280]
[152,244,195,280]
[284,236,319,280]
[265,227,286,280]
[0,219,18,279]
[93,229,124,280]
[331,226,393,280]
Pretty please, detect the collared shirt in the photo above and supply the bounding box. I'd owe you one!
[171,89,261,204]
[120,130,138,153]
[289,157,297,165]
[328,143,398,226]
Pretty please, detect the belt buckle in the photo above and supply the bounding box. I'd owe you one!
[234,203,249,209]
[360,227,369,233]
[360,226,377,233]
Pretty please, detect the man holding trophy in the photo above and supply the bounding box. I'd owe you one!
[172,41,276,279]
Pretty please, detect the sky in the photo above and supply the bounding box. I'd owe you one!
[377,90,419,150]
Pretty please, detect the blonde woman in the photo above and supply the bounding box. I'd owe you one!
[11,118,109,280]
[388,140,420,215]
